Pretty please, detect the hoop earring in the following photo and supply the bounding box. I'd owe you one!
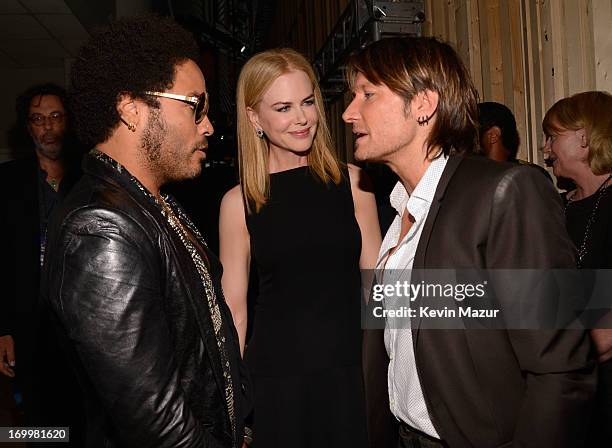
[256,128,264,138]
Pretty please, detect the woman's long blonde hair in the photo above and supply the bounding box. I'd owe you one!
[236,48,342,214]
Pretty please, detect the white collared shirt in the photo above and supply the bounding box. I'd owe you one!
[376,155,448,438]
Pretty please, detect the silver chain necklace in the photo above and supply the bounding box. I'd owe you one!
[91,150,236,439]
[564,174,612,268]
[159,196,236,437]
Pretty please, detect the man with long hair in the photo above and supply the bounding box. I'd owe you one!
[0,83,82,437]
[343,37,595,448]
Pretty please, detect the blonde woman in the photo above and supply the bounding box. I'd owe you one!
[543,91,612,445]
[219,48,381,447]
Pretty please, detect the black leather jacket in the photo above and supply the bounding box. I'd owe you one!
[42,152,251,448]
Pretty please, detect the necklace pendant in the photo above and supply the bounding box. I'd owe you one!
[565,174,612,269]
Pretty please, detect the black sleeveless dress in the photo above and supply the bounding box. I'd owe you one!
[245,166,367,447]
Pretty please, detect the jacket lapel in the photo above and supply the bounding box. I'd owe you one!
[412,154,464,343]
[158,201,229,406]
[163,198,239,441]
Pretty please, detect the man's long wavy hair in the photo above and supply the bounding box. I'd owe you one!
[346,36,480,159]
[236,48,342,214]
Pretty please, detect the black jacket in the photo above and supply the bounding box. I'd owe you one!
[0,155,79,341]
[364,155,596,448]
[42,152,251,448]
[0,156,39,340]
[0,155,83,436]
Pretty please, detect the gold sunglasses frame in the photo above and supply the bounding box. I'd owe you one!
[143,91,209,124]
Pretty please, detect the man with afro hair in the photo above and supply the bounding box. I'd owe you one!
[42,15,251,448]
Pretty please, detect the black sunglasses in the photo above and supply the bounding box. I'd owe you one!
[143,91,209,124]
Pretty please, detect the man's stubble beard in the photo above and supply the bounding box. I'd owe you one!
[34,141,63,161]
[141,107,165,164]
[31,130,64,161]
[355,141,403,164]
[140,107,202,184]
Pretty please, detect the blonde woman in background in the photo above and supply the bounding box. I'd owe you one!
[219,48,381,447]
[543,90,612,446]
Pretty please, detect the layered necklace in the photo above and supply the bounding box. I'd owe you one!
[564,173,612,268]
[158,195,236,438]
[90,150,236,439]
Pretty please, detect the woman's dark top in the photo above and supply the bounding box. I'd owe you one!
[244,166,367,447]
[563,184,612,268]
[245,166,362,374]
[564,182,612,447]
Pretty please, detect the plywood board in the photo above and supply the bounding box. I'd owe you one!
[508,0,528,160]
[468,0,484,96]
[593,0,612,91]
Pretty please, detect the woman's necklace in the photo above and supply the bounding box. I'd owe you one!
[565,174,612,267]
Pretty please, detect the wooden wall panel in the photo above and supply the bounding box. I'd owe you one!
[508,0,528,160]
[454,1,470,65]
[427,0,450,41]
[423,0,433,36]
[564,1,582,93]
[564,0,594,92]
[523,0,546,165]
[499,0,515,106]
[593,0,612,92]
[481,0,505,101]
[540,0,555,115]
[550,0,569,97]
[467,0,484,96]
[579,1,595,90]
